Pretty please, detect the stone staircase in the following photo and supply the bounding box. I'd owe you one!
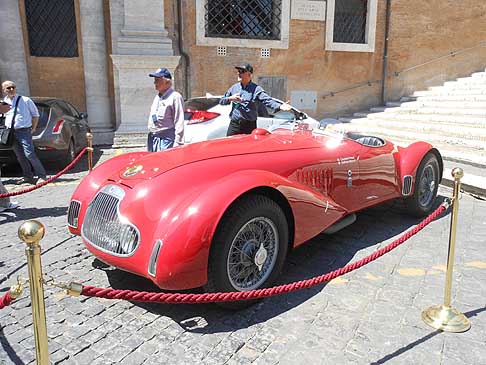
[339,69,486,168]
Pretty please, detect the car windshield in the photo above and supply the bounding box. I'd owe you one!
[185,98,220,111]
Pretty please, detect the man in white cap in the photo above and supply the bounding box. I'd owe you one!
[147,68,184,152]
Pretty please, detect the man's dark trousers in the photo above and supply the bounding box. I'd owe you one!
[226,119,257,136]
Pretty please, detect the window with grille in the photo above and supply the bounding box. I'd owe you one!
[333,0,367,44]
[196,0,291,49]
[325,0,378,52]
[205,0,282,40]
[25,0,79,57]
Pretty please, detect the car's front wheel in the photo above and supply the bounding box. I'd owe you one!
[205,194,289,308]
[405,152,441,217]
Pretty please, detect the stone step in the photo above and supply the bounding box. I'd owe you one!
[341,118,486,140]
[339,124,486,166]
[113,133,147,148]
[429,84,486,92]
[350,112,486,126]
[415,94,486,102]
[368,106,486,116]
[471,71,486,78]
[413,89,486,97]
[397,100,486,110]
[385,101,403,107]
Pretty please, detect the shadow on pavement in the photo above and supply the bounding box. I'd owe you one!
[0,326,23,365]
[1,148,104,177]
[371,305,486,364]
[0,206,67,224]
[98,196,450,334]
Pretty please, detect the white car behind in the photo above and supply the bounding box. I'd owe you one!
[183,96,319,144]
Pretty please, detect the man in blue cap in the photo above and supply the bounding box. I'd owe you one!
[220,63,293,136]
[147,67,184,151]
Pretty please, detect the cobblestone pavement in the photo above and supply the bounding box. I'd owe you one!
[1,149,485,364]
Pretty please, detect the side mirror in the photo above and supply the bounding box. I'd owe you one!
[79,112,88,119]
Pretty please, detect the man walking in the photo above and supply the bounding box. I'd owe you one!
[147,68,184,152]
[2,80,47,184]
[220,63,293,136]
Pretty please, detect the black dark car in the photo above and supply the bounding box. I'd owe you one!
[0,97,90,167]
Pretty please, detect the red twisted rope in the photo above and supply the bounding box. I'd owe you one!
[0,291,14,309]
[81,203,448,304]
[0,147,87,199]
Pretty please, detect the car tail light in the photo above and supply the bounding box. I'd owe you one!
[52,119,64,134]
[185,109,220,125]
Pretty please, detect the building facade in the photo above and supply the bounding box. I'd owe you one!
[1,0,485,145]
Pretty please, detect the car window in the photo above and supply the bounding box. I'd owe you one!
[35,103,51,130]
[64,101,81,117]
[54,101,72,116]
[185,98,220,111]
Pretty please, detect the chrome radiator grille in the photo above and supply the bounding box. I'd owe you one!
[67,200,81,228]
[82,185,139,256]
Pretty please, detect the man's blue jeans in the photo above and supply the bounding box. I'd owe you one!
[12,128,46,179]
[147,129,175,152]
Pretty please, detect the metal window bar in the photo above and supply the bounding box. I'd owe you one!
[205,0,282,40]
[333,0,367,44]
[25,0,79,57]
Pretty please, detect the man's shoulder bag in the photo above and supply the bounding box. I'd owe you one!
[0,96,21,147]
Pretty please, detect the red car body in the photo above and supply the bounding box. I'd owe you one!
[68,125,442,292]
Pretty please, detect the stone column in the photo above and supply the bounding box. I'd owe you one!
[79,0,113,145]
[111,0,180,135]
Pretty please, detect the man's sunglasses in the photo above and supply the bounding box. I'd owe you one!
[5,86,16,90]
[237,69,247,74]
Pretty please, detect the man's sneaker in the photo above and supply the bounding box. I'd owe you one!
[0,202,19,212]
[37,177,47,184]
[17,177,36,185]
[8,201,19,209]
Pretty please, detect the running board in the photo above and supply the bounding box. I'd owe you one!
[323,213,357,234]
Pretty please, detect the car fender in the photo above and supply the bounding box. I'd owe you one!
[395,142,443,194]
[153,169,347,289]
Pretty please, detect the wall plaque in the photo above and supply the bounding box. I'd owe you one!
[291,0,326,21]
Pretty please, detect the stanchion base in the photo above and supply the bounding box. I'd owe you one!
[422,304,471,332]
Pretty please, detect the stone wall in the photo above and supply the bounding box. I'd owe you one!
[385,0,486,100]
[167,0,486,119]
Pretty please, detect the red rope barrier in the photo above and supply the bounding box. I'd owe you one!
[80,203,448,304]
[0,291,14,309]
[0,147,87,199]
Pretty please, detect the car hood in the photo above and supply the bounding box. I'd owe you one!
[112,129,335,183]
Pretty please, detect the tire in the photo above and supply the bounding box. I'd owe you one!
[64,138,76,165]
[205,194,289,309]
[405,153,440,217]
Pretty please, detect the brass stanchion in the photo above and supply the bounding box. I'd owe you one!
[86,132,94,172]
[422,168,471,332]
[18,220,50,364]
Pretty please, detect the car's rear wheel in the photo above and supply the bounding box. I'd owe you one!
[205,194,289,308]
[64,138,76,165]
[405,153,440,217]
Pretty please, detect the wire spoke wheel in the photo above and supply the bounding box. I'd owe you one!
[205,194,289,308]
[227,217,279,291]
[406,152,441,217]
[418,164,436,207]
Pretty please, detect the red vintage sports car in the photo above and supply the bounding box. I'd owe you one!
[68,120,442,296]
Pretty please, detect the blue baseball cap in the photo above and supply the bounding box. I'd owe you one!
[149,67,172,79]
